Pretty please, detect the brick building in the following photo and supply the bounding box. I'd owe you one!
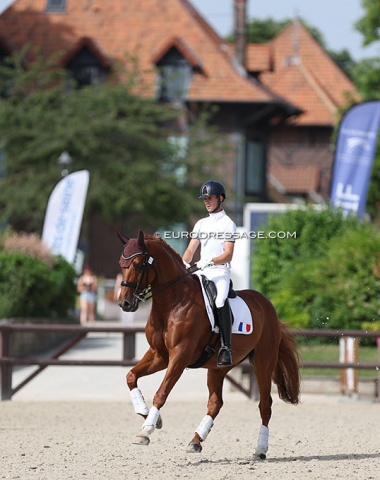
[0,0,359,275]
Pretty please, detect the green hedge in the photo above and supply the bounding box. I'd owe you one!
[0,251,77,319]
[251,206,380,334]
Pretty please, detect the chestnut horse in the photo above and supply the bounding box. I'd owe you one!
[117,230,300,459]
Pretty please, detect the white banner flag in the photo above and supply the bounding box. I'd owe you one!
[42,170,90,264]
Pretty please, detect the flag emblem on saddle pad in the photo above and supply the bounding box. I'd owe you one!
[238,322,251,333]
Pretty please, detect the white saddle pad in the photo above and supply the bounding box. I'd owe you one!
[193,272,253,335]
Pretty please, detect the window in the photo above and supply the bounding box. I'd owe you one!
[156,48,192,105]
[167,136,188,186]
[46,0,66,13]
[0,49,7,64]
[245,140,266,197]
[0,151,5,179]
[67,47,107,88]
[0,47,12,98]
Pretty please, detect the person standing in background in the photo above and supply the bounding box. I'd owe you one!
[77,265,98,325]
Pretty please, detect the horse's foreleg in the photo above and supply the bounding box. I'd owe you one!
[135,351,193,445]
[127,348,167,445]
[187,368,230,453]
[127,347,167,391]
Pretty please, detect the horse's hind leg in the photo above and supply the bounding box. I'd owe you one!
[187,368,230,453]
[251,348,276,460]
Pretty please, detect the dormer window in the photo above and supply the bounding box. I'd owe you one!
[0,42,12,98]
[67,46,108,88]
[0,49,7,64]
[46,0,66,13]
[0,150,5,179]
[156,48,192,105]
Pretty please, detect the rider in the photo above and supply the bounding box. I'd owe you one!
[182,180,237,367]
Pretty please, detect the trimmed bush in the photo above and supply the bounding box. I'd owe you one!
[0,251,77,319]
[252,206,361,299]
[252,206,380,334]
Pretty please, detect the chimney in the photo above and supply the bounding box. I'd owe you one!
[234,0,247,68]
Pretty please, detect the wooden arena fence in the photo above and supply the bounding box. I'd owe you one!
[0,324,379,401]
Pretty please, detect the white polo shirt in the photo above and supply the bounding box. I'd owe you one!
[192,210,237,269]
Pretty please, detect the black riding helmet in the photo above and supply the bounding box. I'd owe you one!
[198,180,226,201]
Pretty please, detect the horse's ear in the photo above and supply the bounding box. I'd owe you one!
[116,228,129,245]
[137,230,145,248]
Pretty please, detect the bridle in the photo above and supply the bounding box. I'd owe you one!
[120,244,155,302]
[120,245,197,303]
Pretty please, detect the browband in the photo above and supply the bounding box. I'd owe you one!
[121,251,145,261]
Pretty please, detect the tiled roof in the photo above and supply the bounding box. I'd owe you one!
[224,22,358,127]
[259,22,359,126]
[0,2,359,125]
[246,43,271,72]
[0,0,283,104]
[269,165,320,194]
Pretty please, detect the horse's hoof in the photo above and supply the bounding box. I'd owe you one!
[255,445,268,460]
[156,414,163,430]
[186,441,202,453]
[132,434,150,446]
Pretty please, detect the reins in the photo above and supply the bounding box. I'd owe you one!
[141,265,199,302]
[120,245,198,303]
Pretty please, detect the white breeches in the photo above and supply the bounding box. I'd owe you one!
[202,267,230,308]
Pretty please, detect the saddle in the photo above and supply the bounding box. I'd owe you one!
[199,275,236,323]
[187,275,236,369]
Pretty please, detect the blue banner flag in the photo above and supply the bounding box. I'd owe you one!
[330,101,380,218]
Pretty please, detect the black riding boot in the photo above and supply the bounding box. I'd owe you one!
[216,300,232,367]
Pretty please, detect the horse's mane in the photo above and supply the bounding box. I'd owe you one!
[144,234,186,269]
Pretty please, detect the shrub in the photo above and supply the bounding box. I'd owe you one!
[252,206,360,297]
[3,231,54,266]
[0,251,77,319]
[251,206,380,333]
[306,226,380,331]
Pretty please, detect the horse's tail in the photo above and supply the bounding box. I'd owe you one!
[272,322,300,405]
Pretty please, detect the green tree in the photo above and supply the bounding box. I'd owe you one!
[355,0,380,45]
[252,206,360,298]
[327,49,356,80]
[352,0,380,220]
[246,18,289,43]
[352,58,380,99]
[0,47,223,235]
[273,225,380,334]
[251,207,380,332]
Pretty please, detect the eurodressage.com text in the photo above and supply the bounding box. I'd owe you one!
[155,231,297,240]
